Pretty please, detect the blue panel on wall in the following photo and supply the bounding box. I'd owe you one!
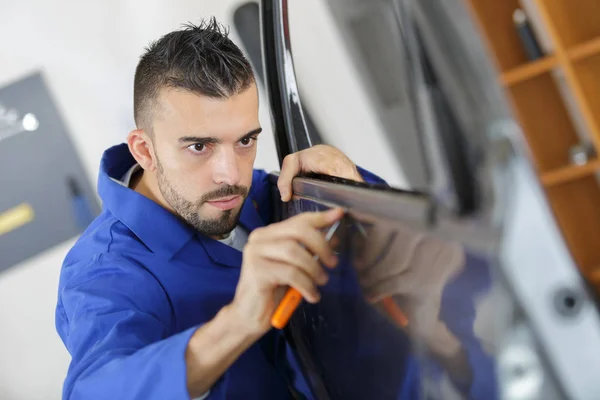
[0,72,100,272]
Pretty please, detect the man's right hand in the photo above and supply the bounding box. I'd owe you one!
[230,208,344,335]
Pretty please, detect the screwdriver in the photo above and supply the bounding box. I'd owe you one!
[271,218,342,329]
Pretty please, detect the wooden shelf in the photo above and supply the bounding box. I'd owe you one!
[465,0,531,72]
[541,0,600,48]
[468,0,600,290]
[508,73,580,172]
[568,36,600,62]
[572,53,600,146]
[546,176,600,270]
[541,159,600,187]
[501,56,558,86]
[589,269,600,283]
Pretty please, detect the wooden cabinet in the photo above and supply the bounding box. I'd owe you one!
[465,0,600,283]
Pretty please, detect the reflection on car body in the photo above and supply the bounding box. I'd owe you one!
[277,185,496,399]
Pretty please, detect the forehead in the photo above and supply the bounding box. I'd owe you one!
[152,84,259,138]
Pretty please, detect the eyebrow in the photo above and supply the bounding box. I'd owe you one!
[178,127,262,145]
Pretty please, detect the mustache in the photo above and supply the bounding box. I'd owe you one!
[200,185,249,203]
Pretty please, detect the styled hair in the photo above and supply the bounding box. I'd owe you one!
[133,17,254,132]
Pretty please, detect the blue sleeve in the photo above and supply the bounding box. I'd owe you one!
[250,169,274,225]
[56,255,197,400]
[356,166,388,185]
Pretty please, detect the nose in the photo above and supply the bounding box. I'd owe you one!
[212,145,241,186]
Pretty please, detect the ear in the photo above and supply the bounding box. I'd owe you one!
[127,129,157,172]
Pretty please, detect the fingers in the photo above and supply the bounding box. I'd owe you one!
[243,208,345,310]
[290,209,343,266]
[277,145,362,202]
[298,207,344,229]
[251,209,343,267]
[266,260,321,303]
[277,153,300,202]
[260,240,329,286]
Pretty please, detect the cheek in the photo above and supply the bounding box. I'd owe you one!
[240,153,256,187]
[165,163,213,198]
[186,168,214,194]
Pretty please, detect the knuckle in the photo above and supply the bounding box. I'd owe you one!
[248,227,264,243]
[282,241,297,257]
[282,153,297,168]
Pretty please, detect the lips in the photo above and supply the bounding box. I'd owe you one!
[206,195,243,210]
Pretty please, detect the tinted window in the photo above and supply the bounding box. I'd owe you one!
[282,195,498,399]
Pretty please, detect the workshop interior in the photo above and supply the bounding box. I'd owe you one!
[2,0,600,399]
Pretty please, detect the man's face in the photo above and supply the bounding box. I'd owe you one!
[149,83,260,238]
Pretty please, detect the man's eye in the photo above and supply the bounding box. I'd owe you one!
[240,137,255,147]
[188,143,206,153]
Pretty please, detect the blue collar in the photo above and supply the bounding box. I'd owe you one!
[98,143,265,263]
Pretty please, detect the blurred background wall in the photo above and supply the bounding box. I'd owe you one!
[0,0,406,398]
[1,0,596,398]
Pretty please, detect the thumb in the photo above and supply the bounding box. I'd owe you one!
[277,154,301,202]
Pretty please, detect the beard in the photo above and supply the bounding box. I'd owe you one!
[156,159,249,238]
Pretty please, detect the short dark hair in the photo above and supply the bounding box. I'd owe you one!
[133,17,255,132]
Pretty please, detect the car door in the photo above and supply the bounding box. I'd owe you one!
[258,1,500,399]
[258,0,600,399]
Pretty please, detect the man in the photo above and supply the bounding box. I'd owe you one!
[55,18,382,399]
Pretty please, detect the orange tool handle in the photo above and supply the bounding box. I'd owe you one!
[272,291,409,330]
[271,287,303,329]
[382,296,409,327]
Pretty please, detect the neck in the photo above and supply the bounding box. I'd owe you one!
[132,169,172,213]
